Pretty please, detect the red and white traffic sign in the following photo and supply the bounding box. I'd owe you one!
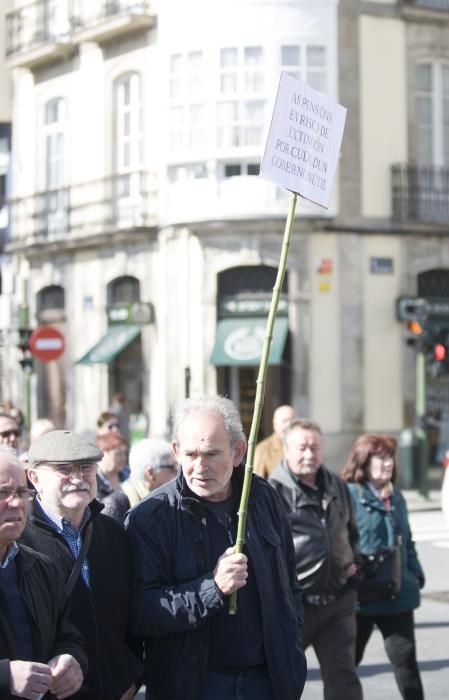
[29,326,65,362]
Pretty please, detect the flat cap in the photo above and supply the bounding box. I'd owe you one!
[28,430,103,467]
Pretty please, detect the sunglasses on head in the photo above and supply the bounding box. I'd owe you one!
[0,429,19,439]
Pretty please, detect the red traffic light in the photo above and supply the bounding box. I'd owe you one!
[434,343,447,362]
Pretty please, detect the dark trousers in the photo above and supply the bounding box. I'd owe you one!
[356,611,424,700]
[199,667,275,700]
[304,588,363,700]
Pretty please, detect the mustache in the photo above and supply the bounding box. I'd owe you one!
[62,484,90,493]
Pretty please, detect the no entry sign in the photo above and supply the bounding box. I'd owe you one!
[29,325,65,362]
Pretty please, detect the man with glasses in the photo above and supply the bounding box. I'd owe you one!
[0,446,87,699]
[102,438,178,523]
[0,412,21,451]
[21,430,143,700]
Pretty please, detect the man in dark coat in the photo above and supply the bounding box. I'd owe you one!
[126,396,306,700]
[269,419,362,700]
[0,447,86,699]
[22,430,142,700]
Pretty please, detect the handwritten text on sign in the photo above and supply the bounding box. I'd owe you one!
[260,72,347,209]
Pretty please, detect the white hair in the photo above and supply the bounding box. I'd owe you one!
[30,418,55,444]
[129,439,175,482]
[172,396,246,448]
[0,445,25,471]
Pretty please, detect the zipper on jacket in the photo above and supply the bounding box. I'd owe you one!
[320,497,332,597]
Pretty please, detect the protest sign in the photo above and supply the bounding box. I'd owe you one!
[260,71,347,208]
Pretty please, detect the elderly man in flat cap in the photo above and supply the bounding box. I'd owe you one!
[22,430,143,700]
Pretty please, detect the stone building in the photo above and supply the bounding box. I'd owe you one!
[2,0,449,465]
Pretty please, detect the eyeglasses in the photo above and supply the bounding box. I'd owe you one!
[0,430,20,439]
[159,464,177,471]
[36,463,97,478]
[0,488,35,502]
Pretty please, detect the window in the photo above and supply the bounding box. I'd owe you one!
[46,0,70,38]
[281,44,327,93]
[45,98,66,189]
[107,276,140,306]
[37,286,65,313]
[43,98,68,236]
[415,62,449,166]
[114,72,142,224]
[169,51,205,153]
[168,163,208,182]
[217,46,265,149]
[223,162,260,178]
[115,72,141,174]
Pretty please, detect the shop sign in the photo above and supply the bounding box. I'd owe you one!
[224,326,265,362]
[220,297,288,318]
[108,302,154,326]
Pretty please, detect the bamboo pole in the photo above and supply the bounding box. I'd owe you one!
[229,191,297,614]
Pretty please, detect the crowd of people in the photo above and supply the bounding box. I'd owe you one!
[0,396,425,699]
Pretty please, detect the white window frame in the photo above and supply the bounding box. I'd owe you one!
[281,43,327,93]
[168,51,206,155]
[114,72,142,225]
[415,60,449,167]
[216,46,265,151]
[43,97,68,236]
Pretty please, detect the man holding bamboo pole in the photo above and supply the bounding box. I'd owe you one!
[126,396,306,700]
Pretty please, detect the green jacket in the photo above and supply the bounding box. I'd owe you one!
[347,483,424,615]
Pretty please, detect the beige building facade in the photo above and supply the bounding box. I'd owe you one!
[2,0,449,466]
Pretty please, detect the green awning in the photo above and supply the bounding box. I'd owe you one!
[77,324,141,365]
[210,317,288,367]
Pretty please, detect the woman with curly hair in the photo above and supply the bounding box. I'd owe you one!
[341,433,425,700]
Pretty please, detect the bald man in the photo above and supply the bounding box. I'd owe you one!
[253,405,295,479]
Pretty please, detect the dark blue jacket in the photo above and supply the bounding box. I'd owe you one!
[347,483,424,615]
[0,545,88,699]
[20,499,143,699]
[126,468,307,700]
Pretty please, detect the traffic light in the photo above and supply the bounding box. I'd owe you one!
[17,327,32,353]
[434,343,446,362]
[405,320,426,349]
[429,329,449,377]
[17,327,33,373]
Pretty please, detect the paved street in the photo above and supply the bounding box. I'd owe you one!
[303,504,449,699]
[136,497,449,699]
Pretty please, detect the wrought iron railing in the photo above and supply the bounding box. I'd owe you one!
[71,0,153,31]
[8,171,158,243]
[402,0,449,9]
[392,164,449,224]
[6,0,72,57]
[6,0,153,58]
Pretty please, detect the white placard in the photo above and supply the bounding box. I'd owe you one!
[260,72,347,209]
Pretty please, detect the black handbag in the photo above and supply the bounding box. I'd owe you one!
[357,489,402,604]
[358,545,401,603]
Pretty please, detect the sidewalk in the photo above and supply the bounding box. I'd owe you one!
[403,488,442,512]
[402,466,444,512]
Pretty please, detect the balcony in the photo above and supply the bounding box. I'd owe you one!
[8,171,158,249]
[403,0,449,8]
[392,164,449,225]
[71,1,155,46]
[401,0,449,19]
[6,0,75,70]
[6,1,155,70]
